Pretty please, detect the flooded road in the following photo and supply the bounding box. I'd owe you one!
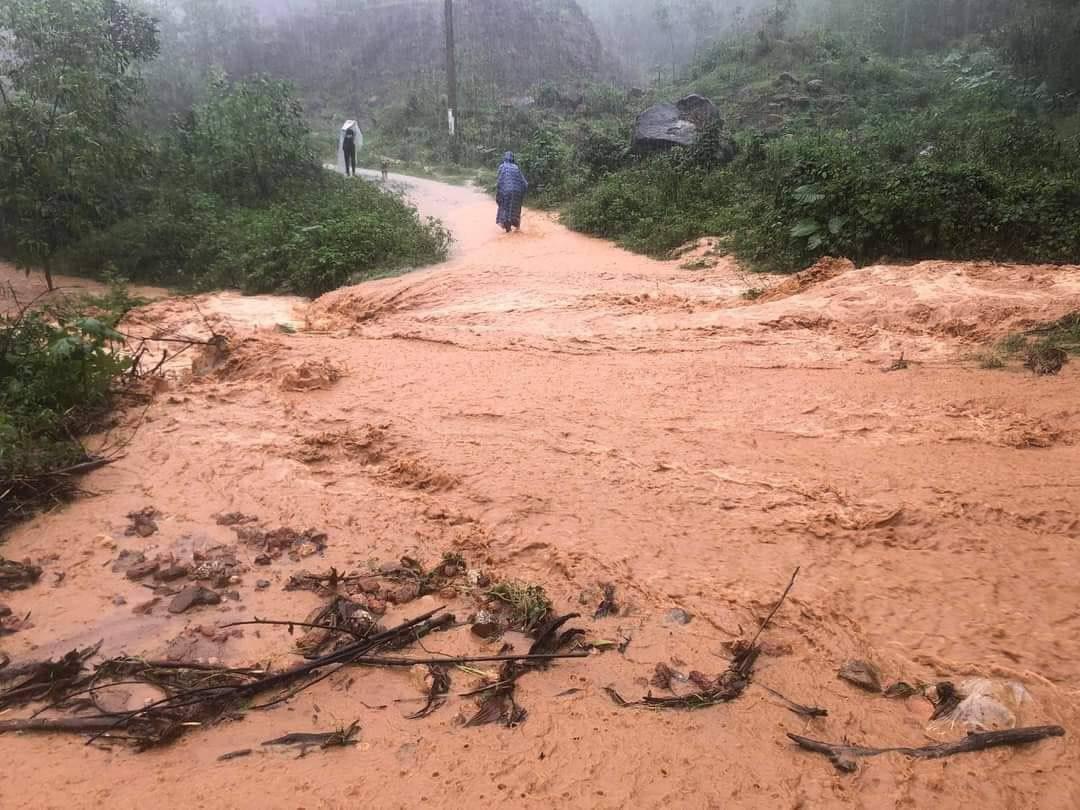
[2,176,1079,808]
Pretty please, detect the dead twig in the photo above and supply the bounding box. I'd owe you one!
[789,725,1066,773]
[755,683,828,718]
[262,720,360,751]
[607,567,799,711]
[407,665,450,720]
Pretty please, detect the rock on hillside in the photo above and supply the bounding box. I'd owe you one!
[631,94,722,153]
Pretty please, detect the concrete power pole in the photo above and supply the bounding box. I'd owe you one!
[444,0,458,143]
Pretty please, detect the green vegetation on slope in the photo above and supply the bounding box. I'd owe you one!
[1,1,451,297]
[561,30,1080,270]
[0,286,137,532]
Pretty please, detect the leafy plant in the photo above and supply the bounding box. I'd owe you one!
[487,580,552,631]
[0,0,159,289]
[1,291,135,532]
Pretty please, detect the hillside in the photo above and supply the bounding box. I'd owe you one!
[148,0,608,122]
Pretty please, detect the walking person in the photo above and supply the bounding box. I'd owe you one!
[381,158,390,182]
[495,151,528,232]
[342,128,357,177]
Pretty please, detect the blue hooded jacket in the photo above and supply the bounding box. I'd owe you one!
[497,152,528,197]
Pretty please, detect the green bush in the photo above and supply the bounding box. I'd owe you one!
[69,174,451,297]
[202,175,451,296]
[517,127,575,205]
[1,293,133,530]
[563,51,1080,270]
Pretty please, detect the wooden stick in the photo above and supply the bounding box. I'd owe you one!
[351,651,589,668]
[789,725,1066,773]
[747,566,799,649]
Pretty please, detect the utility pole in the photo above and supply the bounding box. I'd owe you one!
[444,0,459,146]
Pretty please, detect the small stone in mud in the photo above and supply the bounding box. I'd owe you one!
[168,585,222,614]
[0,604,11,618]
[154,563,190,583]
[471,611,503,640]
[125,507,161,538]
[254,554,272,566]
[385,581,421,605]
[132,597,160,615]
[838,659,883,693]
[223,590,241,601]
[111,549,146,573]
[125,560,160,580]
[356,578,381,595]
[256,579,271,590]
[214,512,257,527]
[112,595,128,606]
[664,608,693,626]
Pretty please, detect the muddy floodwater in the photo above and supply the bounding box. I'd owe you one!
[2,174,1079,808]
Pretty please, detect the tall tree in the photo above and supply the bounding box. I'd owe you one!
[0,0,158,289]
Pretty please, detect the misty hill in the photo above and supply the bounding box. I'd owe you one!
[150,0,607,118]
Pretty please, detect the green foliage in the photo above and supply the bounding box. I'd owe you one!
[201,175,451,296]
[975,351,1007,370]
[0,0,159,288]
[517,127,575,205]
[565,47,1080,270]
[487,580,551,631]
[62,74,450,295]
[1,292,134,530]
[69,174,451,297]
[177,74,318,203]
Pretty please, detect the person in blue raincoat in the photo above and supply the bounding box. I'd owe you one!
[495,152,528,232]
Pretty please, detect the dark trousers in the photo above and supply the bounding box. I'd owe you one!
[344,146,356,176]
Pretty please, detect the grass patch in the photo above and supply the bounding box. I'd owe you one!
[975,351,1007,370]
[487,580,551,631]
[1026,312,1080,354]
[978,311,1080,374]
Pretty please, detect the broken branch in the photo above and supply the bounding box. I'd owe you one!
[788,725,1066,773]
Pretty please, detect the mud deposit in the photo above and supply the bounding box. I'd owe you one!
[1,174,1079,809]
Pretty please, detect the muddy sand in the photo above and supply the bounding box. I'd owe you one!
[1,173,1079,809]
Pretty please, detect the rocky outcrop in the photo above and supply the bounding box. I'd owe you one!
[631,94,721,153]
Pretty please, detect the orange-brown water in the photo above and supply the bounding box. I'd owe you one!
[1,173,1078,808]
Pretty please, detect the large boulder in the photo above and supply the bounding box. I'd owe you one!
[675,93,720,127]
[631,94,722,154]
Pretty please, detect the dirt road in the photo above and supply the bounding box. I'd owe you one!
[2,175,1080,808]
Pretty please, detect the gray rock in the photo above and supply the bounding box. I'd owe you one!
[775,71,799,86]
[154,563,190,583]
[838,659,882,693]
[664,607,693,626]
[256,579,271,590]
[168,585,222,614]
[675,93,720,127]
[631,94,721,155]
[125,560,160,580]
[111,549,146,573]
[805,78,826,95]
